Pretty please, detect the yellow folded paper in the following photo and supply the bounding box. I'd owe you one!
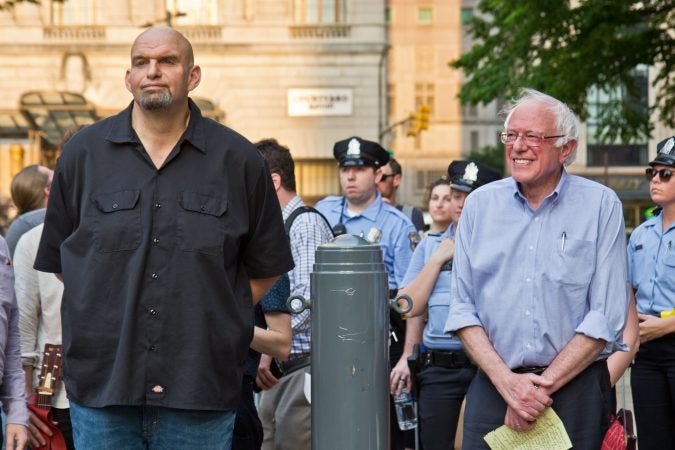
[484,407,572,450]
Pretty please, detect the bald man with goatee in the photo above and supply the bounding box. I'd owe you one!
[35,27,293,449]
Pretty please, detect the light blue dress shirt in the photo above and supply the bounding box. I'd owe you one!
[315,193,415,290]
[627,214,675,316]
[446,170,629,369]
[402,225,463,351]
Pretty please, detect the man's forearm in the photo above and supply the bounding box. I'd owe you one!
[541,333,606,394]
[457,325,511,381]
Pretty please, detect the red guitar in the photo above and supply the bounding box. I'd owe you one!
[28,344,67,450]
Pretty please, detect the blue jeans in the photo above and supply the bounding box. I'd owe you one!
[69,402,235,450]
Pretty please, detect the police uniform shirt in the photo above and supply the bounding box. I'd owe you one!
[401,225,463,351]
[315,193,415,290]
[628,214,675,316]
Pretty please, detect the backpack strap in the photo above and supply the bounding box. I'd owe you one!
[284,206,334,237]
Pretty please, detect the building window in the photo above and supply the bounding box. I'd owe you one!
[415,83,435,117]
[417,7,433,25]
[470,131,479,152]
[387,83,395,120]
[415,47,434,73]
[294,0,346,24]
[586,64,649,167]
[460,7,474,25]
[51,0,103,25]
[385,7,393,25]
[166,0,219,25]
[463,103,478,118]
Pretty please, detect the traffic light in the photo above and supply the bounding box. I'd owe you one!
[417,105,430,130]
[406,113,418,137]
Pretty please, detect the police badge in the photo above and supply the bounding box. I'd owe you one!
[366,227,382,244]
[408,231,421,251]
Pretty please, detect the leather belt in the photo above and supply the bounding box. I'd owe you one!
[423,349,475,369]
[513,366,547,374]
[279,355,311,376]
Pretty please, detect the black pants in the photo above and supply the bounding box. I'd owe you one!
[631,334,675,450]
[390,338,414,450]
[418,365,476,450]
[52,407,75,450]
[462,360,612,450]
[232,376,263,450]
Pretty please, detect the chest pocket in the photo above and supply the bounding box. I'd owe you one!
[92,190,141,252]
[177,191,228,254]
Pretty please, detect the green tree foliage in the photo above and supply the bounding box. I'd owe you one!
[0,0,65,11]
[452,0,673,143]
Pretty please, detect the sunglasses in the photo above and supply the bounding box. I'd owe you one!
[379,173,397,182]
[645,167,673,182]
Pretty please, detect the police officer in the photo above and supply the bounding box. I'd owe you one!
[398,160,500,450]
[315,136,417,450]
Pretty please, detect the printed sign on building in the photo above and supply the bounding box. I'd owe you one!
[287,88,353,117]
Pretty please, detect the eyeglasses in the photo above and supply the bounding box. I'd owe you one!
[379,173,397,182]
[500,131,566,147]
[645,167,673,182]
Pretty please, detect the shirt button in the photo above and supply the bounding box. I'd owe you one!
[528,245,534,251]
[150,309,158,316]
[149,345,156,351]
[151,273,159,279]
[200,205,206,211]
[526,343,532,349]
[534,217,540,222]
[155,203,161,209]
[525,310,531,316]
[153,237,160,244]
[112,203,118,209]
[526,277,532,282]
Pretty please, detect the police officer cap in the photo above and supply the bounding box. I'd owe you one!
[649,136,675,167]
[333,136,390,168]
[447,160,501,193]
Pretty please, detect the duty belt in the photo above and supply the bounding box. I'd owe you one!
[279,355,311,376]
[423,349,475,369]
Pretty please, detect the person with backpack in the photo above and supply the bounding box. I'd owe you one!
[255,139,334,450]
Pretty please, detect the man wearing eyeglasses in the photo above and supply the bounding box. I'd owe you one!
[446,88,629,448]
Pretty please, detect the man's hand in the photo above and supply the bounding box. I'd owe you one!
[4,423,28,450]
[638,313,675,343]
[26,408,54,449]
[389,355,412,396]
[256,354,280,391]
[497,372,553,424]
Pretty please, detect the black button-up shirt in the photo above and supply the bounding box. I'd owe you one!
[35,100,294,410]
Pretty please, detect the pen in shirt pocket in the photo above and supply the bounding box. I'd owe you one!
[561,232,566,252]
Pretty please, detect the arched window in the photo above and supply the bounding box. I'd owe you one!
[50,0,103,25]
[293,0,346,24]
[166,0,219,25]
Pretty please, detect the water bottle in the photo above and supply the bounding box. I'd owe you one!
[393,389,417,430]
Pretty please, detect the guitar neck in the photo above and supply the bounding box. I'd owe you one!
[36,393,52,411]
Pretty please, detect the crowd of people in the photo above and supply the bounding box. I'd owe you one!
[0,26,672,450]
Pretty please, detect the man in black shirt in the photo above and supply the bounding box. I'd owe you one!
[34,26,293,449]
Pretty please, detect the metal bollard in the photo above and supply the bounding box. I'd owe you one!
[289,234,411,450]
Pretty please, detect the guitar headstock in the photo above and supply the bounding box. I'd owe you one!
[37,344,63,396]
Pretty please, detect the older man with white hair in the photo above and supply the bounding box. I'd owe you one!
[446,88,629,449]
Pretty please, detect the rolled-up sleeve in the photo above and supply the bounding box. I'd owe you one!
[574,195,629,352]
[445,195,483,333]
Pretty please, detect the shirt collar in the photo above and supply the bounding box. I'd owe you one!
[354,192,384,222]
[510,168,569,205]
[104,98,207,154]
[282,195,304,221]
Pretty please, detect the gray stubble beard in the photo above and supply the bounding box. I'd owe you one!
[139,90,172,110]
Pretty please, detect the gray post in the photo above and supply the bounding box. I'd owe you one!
[289,234,411,450]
